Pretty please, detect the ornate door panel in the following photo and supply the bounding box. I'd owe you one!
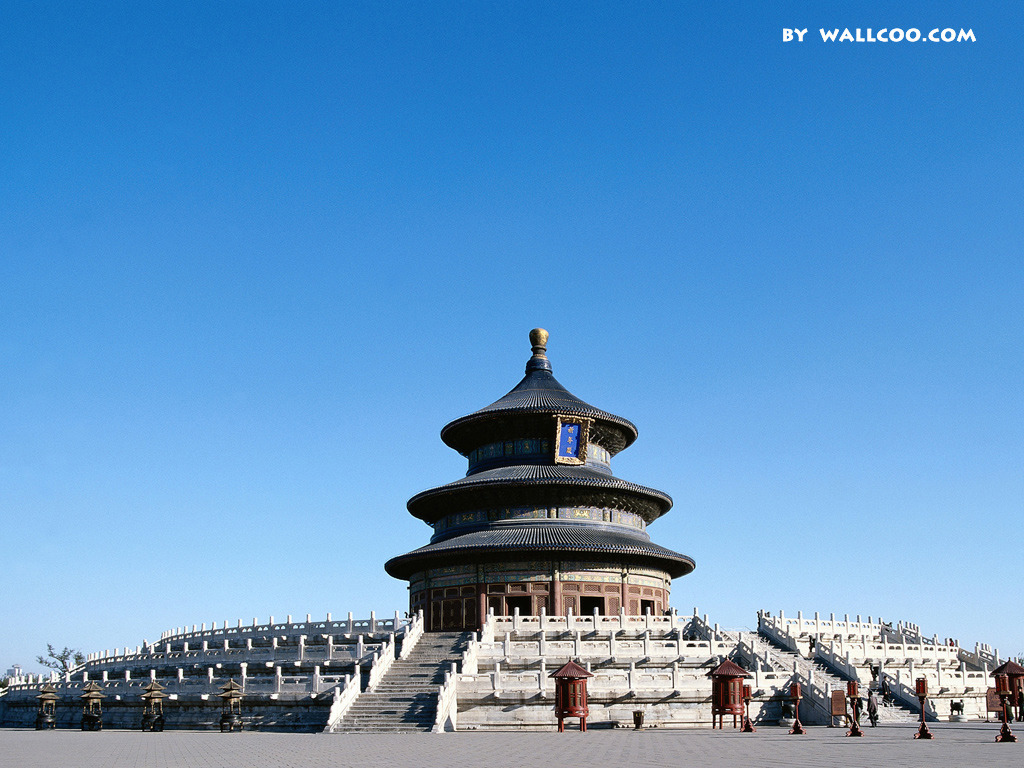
[441,599,463,630]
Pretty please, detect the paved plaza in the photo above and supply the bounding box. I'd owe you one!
[1,724,1019,768]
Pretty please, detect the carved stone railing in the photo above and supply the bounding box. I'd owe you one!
[323,674,361,732]
[366,634,398,692]
[398,611,425,660]
[433,663,459,732]
[156,611,407,645]
[487,607,684,636]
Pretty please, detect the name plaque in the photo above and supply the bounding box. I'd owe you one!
[554,415,591,465]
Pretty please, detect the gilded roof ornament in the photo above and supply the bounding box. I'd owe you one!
[526,327,552,373]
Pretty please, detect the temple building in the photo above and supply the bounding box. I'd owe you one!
[385,329,695,631]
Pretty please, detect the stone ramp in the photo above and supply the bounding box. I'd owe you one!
[335,631,470,732]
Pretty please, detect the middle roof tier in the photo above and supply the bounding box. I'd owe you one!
[406,462,673,524]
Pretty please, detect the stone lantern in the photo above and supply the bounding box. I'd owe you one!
[140,680,168,732]
[550,660,593,732]
[218,678,243,732]
[34,684,59,730]
[707,659,750,729]
[80,681,105,731]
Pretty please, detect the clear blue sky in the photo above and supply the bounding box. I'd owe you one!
[2,2,1021,671]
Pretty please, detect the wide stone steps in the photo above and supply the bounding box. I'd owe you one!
[750,629,919,723]
[334,631,470,733]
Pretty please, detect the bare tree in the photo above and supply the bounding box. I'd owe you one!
[36,644,85,675]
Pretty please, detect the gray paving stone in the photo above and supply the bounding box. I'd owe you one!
[0,723,1019,768]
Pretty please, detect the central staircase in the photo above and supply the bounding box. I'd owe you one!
[335,631,471,732]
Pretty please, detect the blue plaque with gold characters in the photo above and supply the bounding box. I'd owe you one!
[554,415,591,465]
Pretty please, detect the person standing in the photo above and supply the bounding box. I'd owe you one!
[867,689,880,727]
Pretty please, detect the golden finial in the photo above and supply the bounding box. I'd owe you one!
[529,328,549,357]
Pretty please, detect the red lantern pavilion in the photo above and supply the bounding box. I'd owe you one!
[550,660,594,732]
[707,659,750,729]
[991,661,1024,721]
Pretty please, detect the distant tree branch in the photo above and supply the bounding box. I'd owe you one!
[36,644,85,675]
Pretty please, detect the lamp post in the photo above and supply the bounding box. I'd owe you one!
[846,680,864,737]
[995,674,1017,743]
[34,684,59,730]
[913,677,933,740]
[789,682,806,735]
[141,680,167,732]
[741,684,756,732]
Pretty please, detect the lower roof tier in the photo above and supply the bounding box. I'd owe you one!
[384,523,695,580]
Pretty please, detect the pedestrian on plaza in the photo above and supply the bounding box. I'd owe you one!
[867,690,879,727]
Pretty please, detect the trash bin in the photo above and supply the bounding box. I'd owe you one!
[633,710,644,730]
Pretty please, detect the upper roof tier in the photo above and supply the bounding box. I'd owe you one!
[440,329,639,456]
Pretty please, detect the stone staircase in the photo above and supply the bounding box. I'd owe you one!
[334,631,471,732]
[739,630,847,691]
[746,630,917,724]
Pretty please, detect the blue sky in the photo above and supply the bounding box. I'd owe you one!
[2,2,1021,670]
